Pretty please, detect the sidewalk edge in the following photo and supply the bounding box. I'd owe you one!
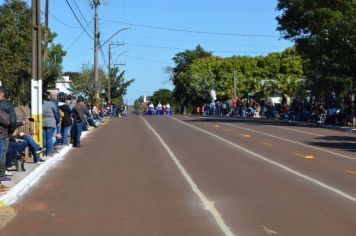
[0,132,89,205]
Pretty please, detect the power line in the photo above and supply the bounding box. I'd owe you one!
[123,55,169,64]
[66,30,85,50]
[104,19,280,38]
[65,0,94,40]
[99,42,108,67]
[71,0,93,32]
[66,18,94,51]
[48,10,80,29]
[125,43,269,54]
[122,34,285,48]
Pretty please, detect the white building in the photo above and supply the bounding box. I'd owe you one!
[56,76,71,94]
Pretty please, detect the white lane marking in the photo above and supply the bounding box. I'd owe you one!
[271,126,356,144]
[141,117,235,236]
[270,126,324,137]
[171,117,356,204]
[262,225,279,235]
[224,123,356,161]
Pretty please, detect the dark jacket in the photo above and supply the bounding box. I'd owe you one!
[72,104,85,123]
[0,100,17,138]
[50,98,60,125]
[59,103,73,127]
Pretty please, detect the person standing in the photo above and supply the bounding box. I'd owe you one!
[71,97,85,147]
[42,91,57,156]
[0,87,16,183]
[343,92,353,126]
[59,94,73,146]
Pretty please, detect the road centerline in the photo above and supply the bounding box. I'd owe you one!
[223,122,356,161]
[142,117,235,236]
[171,116,356,204]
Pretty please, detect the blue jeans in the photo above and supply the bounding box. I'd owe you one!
[61,126,70,145]
[6,140,28,167]
[22,134,42,162]
[0,138,5,176]
[71,122,82,146]
[43,127,55,156]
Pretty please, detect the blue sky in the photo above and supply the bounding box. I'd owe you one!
[8,0,293,104]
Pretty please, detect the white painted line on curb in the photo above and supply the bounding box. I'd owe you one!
[171,117,356,204]
[224,123,356,161]
[0,131,89,205]
[142,117,235,236]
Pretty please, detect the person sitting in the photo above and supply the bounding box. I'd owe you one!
[84,107,97,128]
[92,106,103,123]
[6,129,46,171]
[6,137,27,171]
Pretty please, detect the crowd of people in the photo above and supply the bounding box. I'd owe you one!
[0,88,110,191]
[197,91,355,126]
[145,102,172,115]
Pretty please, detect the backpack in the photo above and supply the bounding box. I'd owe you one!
[0,109,10,127]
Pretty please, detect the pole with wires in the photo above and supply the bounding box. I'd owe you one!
[93,0,100,104]
[107,41,125,104]
[31,0,43,145]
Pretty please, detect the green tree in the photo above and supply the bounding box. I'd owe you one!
[150,88,175,106]
[170,45,213,112]
[0,0,31,105]
[42,28,67,89]
[69,64,105,101]
[276,0,356,94]
[134,97,144,114]
[258,48,304,98]
[103,66,134,103]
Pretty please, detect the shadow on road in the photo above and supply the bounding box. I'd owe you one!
[306,141,356,153]
[306,136,356,153]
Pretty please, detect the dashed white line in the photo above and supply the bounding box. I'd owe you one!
[142,117,235,236]
[171,116,356,204]
[224,123,356,161]
[270,126,324,137]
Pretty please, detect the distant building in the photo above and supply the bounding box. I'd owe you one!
[56,76,71,94]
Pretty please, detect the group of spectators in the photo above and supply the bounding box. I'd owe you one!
[197,91,355,126]
[0,88,106,191]
[106,103,128,117]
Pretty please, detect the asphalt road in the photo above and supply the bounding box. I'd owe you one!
[1,114,355,236]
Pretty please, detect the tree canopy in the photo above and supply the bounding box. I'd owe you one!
[170,45,304,110]
[0,0,66,104]
[276,0,356,95]
[0,0,31,104]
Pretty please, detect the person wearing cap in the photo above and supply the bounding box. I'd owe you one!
[71,97,85,147]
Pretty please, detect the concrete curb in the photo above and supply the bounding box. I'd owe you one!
[0,131,89,206]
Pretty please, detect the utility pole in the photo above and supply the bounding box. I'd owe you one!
[43,0,49,62]
[108,44,111,104]
[108,41,125,104]
[31,0,42,144]
[93,0,100,104]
